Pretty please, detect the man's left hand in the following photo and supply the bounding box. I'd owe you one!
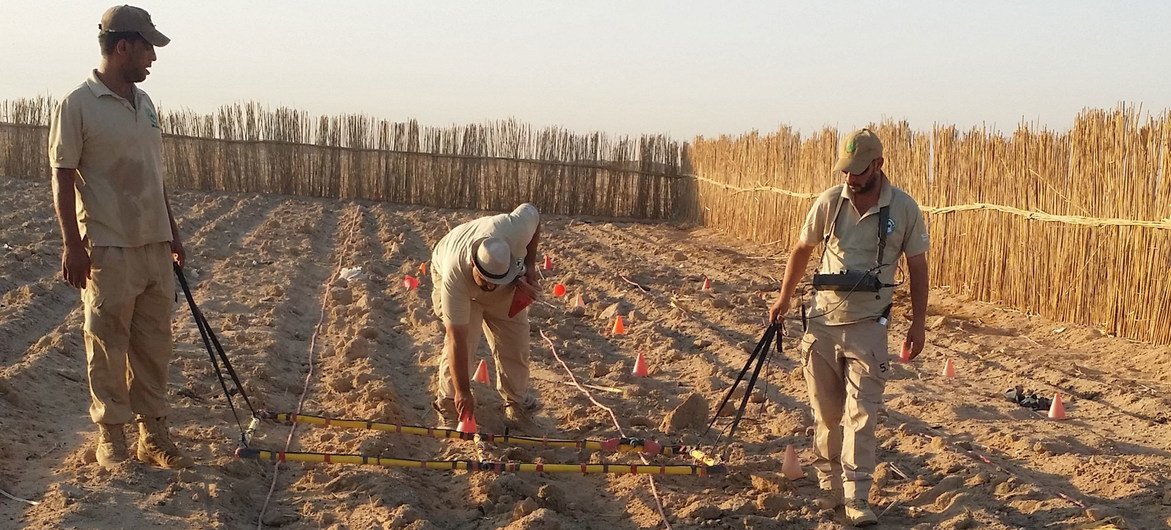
[515,274,540,301]
[904,321,926,361]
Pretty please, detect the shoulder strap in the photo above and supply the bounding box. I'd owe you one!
[876,205,891,267]
[823,192,847,244]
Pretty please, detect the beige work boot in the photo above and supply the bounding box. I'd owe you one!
[95,424,130,471]
[135,415,194,469]
[814,487,845,510]
[844,499,878,527]
[503,394,539,426]
[502,402,530,426]
[433,398,457,429]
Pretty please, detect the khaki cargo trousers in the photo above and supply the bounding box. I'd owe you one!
[800,318,891,501]
[430,269,530,408]
[83,242,175,425]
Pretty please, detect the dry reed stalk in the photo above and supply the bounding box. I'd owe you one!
[687,111,1170,345]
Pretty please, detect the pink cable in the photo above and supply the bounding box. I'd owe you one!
[540,330,673,530]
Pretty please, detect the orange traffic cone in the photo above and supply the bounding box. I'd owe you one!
[1048,392,1067,420]
[942,358,956,379]
[781,444,803,480]
[543,254,553,271]
[457,411,477,434]
[473,359,490,384]
[402,275,419,290]
[632,352,649,377]
[899,341,912,363]
[573,293,586,308]
[612,315,626,335]
[701,277,712,291]
[553,283,567,297]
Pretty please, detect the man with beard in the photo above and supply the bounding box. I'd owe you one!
[49,5,192,471]
[429,204,542,429]
[768,128,929,526]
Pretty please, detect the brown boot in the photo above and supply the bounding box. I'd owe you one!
[135,415,193,469]
[95,424,130,471]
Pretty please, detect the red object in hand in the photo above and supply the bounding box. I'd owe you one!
[457,410,477,434]
[899,341,912,362]
[508,287,533,317]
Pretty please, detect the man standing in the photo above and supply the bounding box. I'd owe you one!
[50,5,192,470]
[430,203,541,428]
[769,129,929,526]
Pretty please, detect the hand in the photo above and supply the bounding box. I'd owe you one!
[454,388,475,420]
[62,243,91,289]
[515,274,540,301]
[904,321,926,361]
[768,295,791,325]
[524,267,539,290]
[171,238,186,268]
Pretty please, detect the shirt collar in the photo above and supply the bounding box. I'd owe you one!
[85,69,140,103]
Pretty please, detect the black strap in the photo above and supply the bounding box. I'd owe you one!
[876,204,891,267]
[174,263,256,446]
[820,191,892,271]
[704,324,781,440]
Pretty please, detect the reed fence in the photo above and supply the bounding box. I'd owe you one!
[687,106,1171,344]
[3,96,1168,343]
[0,98,688,220]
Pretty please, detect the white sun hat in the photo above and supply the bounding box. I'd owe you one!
[471,237,522,285]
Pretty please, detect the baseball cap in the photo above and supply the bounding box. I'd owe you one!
[471,237,522,285]
[833,128,883,175]
[100,5,170,47]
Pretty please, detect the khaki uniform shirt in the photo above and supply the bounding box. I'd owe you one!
[799,178,929,324]
[431,204,540,326]
[49,70,172,248]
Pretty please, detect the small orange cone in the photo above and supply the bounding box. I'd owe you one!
[899,341,913,363]
[1048,392,1067,420]
[553,283,567,297]
[543,254,553,271]
[402,275,419,290]
[632,352,649,377]
[781,444,803,480]
[942,358,956,379]
[573,293,586,308]
[612,315,626,335]
[457,411,477,434]
[419,261,428,276]
[473,359,490,384]
[701,277,712,291]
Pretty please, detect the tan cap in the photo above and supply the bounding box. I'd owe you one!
[99,5,169,47]
[832,128,883,174]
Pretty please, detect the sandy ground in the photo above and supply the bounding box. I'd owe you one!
[1,174,1169,529]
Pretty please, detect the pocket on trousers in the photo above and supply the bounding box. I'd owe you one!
[84,247,114,310]
[799,334,817,368]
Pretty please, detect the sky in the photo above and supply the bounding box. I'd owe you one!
[2,1,1170,139]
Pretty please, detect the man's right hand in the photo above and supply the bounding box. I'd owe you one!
[768,295,791,325]
[454,388,475,420]
[62,243,91,289]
